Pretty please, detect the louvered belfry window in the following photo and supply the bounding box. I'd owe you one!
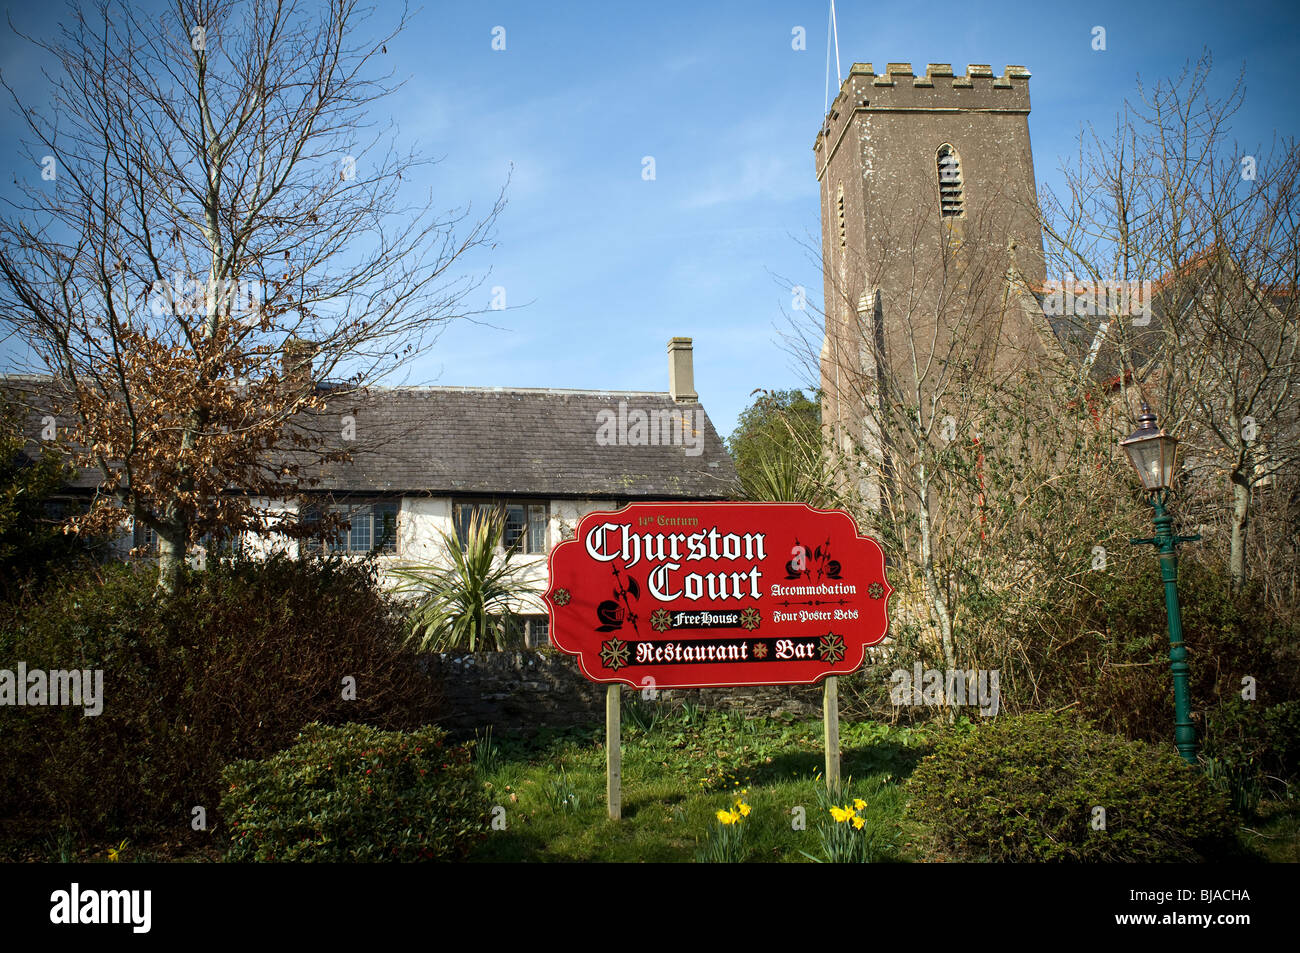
[836,184,846,246]
[937,145,964,217]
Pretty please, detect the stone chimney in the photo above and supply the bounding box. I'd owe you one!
[282,336,318,389]
[667,337,698,403]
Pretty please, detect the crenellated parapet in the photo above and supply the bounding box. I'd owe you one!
[814,63,1032,160]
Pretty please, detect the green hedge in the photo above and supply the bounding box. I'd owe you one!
[906,711,1239,861]
[0,554,443,841]
[221,723,488,862]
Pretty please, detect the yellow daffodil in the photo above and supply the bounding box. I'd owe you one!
[852,816,866,830]
[737,801,751,817]
[829,805,852,823]
[853,798,867,811]
[716,809,732,823]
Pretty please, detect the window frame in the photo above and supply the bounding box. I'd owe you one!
[131,520,245,559]
[300,496,401,556]
[452,498,549,555]
[936,143,965,219]
[524,615,550,649]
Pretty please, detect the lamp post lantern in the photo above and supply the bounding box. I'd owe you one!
[1121,404,1200,765]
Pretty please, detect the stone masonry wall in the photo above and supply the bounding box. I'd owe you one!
[426,651,825,736]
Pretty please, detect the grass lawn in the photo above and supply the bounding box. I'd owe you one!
[1237,801,1300,863]
[468,700,941,863]
[5,701,1295,863]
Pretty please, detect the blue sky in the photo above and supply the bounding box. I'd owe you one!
[1,0,1297,439]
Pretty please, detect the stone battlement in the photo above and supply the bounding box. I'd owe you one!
[851,62,1032,87]
[814,63,1032,156]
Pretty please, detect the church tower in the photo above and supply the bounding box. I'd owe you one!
[814,63,1050,506]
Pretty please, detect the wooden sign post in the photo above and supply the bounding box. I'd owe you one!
[606,684,621,820]
[824,675,840,790]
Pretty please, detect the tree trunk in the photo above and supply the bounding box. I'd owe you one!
[1229,468,1251,594]
[156,517,188,596]
[157,400,203,594]
[916,459,957,716]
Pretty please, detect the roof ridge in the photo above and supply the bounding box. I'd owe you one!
[0,374,679,400]
[370,385,672,396]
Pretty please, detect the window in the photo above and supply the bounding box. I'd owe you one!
[836,183,846,246]
[42,498,87,522]
[937,144,964,217]
[302,500,399,554]
[131,521,243,558]
[500,615,549,649]
[526,615,550,648]
[453,500,548,554]
[133,520,157,553]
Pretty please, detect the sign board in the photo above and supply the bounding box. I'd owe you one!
[545,502,891,689]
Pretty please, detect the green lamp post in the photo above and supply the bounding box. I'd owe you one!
[1121,404,1200,765]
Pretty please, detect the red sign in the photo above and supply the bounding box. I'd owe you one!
[544,502,891,689]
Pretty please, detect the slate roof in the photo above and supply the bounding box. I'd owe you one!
[294,386,737,498]
[2,378,739,500]
[1032,246,1290,388]
[1036,291,1166,383]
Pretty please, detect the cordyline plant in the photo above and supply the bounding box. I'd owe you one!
[391,508,537,653]
[0,0,503,593]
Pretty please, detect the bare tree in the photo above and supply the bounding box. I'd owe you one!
[784,186,1139,711]
[0,0,504,593]
[1040,52,1300,596]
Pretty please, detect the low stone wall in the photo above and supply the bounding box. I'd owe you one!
[425,651,825,735]
[427,651,606,735]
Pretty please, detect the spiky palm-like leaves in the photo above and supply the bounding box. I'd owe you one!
[391,509,536,652]
[741,448,836,507]
[738,419,837,507]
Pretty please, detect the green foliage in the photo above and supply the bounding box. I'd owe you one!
[221,722,488,862]
[0,554,442,840]
[543,767,581,813]
[0,404,100,592]
[467,710,932,863]
[728,388,820,468]
[677,699,702,727]
[805,779,902,863]
[1202,698,1300,813]
[1020,557,1300,741]
[694,820,747,863]
[906,711,1239,861]
[727,388,832,505]
[472,726,503,777]
[622,694,664,733]
[392,507,536,651]
[694,794,751,863]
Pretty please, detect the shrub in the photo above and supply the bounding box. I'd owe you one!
[905,711,1239,861]
[220,722,487,862]
[389,508,536,652]
[0,553,443,841]
[1017,558,1300,742]
[1202,698,1300,812]
[0,403,107,596]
